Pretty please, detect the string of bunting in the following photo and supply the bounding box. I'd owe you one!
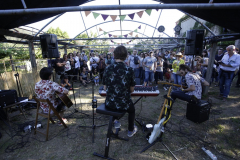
[99,26,141,44]
[84,9,156,21]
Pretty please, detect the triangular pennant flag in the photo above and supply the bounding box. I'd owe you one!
[129,32,133,36]
[108,34,112,37]
[111,40,113,43]
[138,25,141,29]
[119,35,122,38]
[85,11,91,17]
[135,34,138,37]
[145,9,152,16]
[119,15,126,21]
[114,42,116,44]
[104,31,108,35]
[101,14,109,21]
[110,15,117,22]
[113,35,117,38]
[128,13,135,20]
[137,11,144,18]
[156,9,159,11]
[127,42,129,44]
[92,12,100,19]
[118,43,120,45]
[129,40,131,42]
[99,28,103,31]
[124,34,128,38]
[134,29,137,33]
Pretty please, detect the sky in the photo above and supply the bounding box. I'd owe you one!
[26,0,185,44]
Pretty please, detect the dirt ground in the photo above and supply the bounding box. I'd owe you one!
[0,80,239,160]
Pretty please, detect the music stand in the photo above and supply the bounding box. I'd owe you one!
[78,79,107,143]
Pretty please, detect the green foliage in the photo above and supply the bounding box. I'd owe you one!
[0,43,29,59]
[217,40,235,46]
[177,15,190,27]
[46,27,69,38]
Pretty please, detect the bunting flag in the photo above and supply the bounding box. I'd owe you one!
[119,15,126,21]
[129,32,133,36]
[113,35,117,38]
[137,11,144,18]
[85,11,91,17]
[134,29,137,33]
[104,31,108,35]
[128,13,135,20]
[101,14,109,21]
[127,42,129,44]
[124,34,128,38]
[118,43,120,45]
[119,35,122,38]
[99,28,103,31]
[110,15,117,22]
[108,34,112,37]
[156,9,159,11]
[135,34,138,37]
[138,25,141,29]
[92,12,100,19]
[114,42,116,44]
[111,40,114,43]
[145,9,152,16]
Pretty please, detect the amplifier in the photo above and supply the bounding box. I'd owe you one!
[186,100,210,123]
[0,90,18,108]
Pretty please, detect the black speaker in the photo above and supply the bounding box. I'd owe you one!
[186,100,210,123]
[185,30,204,55]
[40,34,59,58]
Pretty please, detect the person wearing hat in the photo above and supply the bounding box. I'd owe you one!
[172,52,185,85]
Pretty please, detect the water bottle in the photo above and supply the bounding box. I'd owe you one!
[202,147,217,160]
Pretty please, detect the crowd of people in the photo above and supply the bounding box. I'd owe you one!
[52,44,240,101]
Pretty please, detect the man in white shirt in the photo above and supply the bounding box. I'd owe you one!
[218,45,240,101]
[128,50,140,78]
[73,51,80,81]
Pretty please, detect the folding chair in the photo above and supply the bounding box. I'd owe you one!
[33,96,67,141]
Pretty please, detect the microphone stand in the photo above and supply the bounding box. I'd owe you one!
[78,78,107,143]
[14,66,23,97]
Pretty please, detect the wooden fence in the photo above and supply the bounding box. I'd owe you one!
[0,59,49,98]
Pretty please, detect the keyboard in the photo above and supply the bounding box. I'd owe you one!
[99,85,160,97]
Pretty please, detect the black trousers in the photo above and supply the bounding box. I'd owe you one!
[73,68,79,80]
[106,101,135,131]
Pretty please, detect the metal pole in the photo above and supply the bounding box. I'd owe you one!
[80,11,89,38]
[118,0,123,43]
[203,42,217,95]
[163,32,180,44]
[58,37,186,41]
[21,0,27,9]
[182,11,216,36]
[1,3,240,15]
[34,13,64,38]
[152,7,162,37]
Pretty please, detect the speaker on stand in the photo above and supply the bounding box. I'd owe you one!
[40,34,59,58]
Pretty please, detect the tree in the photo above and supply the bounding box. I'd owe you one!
[46,27,69,39]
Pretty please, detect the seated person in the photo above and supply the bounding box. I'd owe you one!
[61,75,72,90]
[80,67,89,86]
[164,68,172,83]
[170,64,209,104]
[103,45,137,137]
[35,67,69,125]
[92,68,99,86]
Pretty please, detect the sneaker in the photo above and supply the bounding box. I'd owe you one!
[127,125,138,137]
[114,120,121,129]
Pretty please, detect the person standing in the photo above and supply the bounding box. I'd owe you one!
[218,45,240,101]
[73,51,80,81]
[54,52,66,84]
[143,51,157,86]
[154,55,164,84]
[172,52,185,85]
[128,49,140,78]
[103,45,137,137]
[98,54,106,83]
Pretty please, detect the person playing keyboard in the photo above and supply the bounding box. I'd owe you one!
[102,45,137,137]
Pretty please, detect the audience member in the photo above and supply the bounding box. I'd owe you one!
[172,52,185,85]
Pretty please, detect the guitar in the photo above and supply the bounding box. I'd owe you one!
[158,82,187,89]
[55,92,73,108]
[148,86,172,144]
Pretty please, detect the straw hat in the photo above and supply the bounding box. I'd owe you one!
[175,52,183,58]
